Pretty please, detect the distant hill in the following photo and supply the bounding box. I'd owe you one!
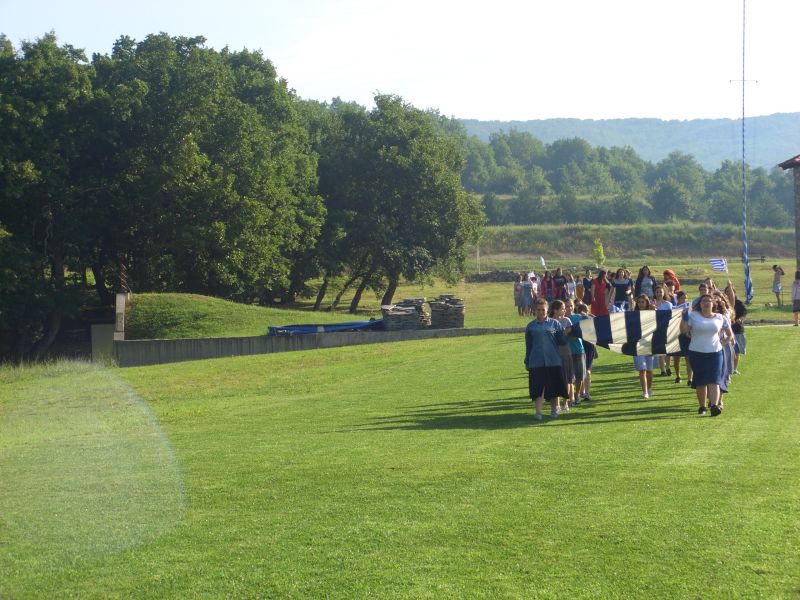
[460,113,800,171]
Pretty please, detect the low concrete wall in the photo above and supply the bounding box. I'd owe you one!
[114,327,524,368]
[91,324,116,362]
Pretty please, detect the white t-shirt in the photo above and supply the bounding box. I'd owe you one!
[656,300,673,310]
[687,312,724,353]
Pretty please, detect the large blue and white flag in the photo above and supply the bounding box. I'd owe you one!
[709,258,728,273]
[572,309,683,356]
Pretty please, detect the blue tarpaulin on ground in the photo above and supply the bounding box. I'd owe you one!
[267,320,384,335]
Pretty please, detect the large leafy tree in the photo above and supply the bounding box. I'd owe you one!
[0,33,324,358]
[86,34,323,302]
[650,177,693,222]
[312,95,482,311]
[648,151,706,208]
[0,34,95,360]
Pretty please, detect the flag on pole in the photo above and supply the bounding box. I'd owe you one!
[709,258,728,273]
[540,256,547,269]
[571,309,683,356]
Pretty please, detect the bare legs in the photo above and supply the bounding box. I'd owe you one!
[534,396,558,419]
[572,378,583,404]
[638,369,653,398]
[672,355,682,382]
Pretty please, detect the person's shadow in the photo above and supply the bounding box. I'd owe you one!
[347,363,694,431]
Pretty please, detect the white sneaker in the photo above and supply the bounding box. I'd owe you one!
[642,391,649,399]
[647,388,652,397]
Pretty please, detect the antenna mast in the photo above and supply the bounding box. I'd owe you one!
[740,0,754,303]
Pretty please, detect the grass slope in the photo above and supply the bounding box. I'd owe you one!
[1,327,798,598]
[125,293,365,340]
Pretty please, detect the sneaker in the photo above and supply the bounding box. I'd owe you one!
[659,371,668,377]
[647,388,652,398]
[582,395,591,402]
[733,369,741,375]
[687,379,693,387]
[642,392,649,399]
[666,368,672,376]
[550,409,559,419]
[698,406,706,415]
[674,376,682,383]
[533,413,543,421]
[710,405,721,417]
[562,404,570,412]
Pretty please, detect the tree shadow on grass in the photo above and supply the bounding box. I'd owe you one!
[348,391,693,432]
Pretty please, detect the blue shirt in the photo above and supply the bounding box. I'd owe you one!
[524,317,567,368]
[568,314,586,354]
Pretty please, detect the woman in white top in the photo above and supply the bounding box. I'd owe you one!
[680,294,734,416]
[773,264,785,307]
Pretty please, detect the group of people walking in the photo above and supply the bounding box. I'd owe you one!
[521,265,750,420]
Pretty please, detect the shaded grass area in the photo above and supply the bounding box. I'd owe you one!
[1,328,798,598]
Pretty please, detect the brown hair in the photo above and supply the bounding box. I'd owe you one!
[634,294,653,311]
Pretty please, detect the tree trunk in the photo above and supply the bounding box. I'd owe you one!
[29,310,62,362]
[330,272,360,311]
[92,264,114,306]
[29,249,65,361]
[313,277,329,311]
[349,270,374,314]
[380,277,399,306]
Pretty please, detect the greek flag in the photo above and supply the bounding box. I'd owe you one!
[572,309,683,356]
[709,258,728,272]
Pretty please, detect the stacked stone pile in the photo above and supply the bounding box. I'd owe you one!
[429,295,465,329]
[381,297,431,330]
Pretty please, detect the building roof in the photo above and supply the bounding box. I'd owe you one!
[778,154,800,170]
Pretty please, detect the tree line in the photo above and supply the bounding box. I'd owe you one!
[453,129,794,228]
[0,33,481,360]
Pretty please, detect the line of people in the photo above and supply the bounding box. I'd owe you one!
[522,265,747,420]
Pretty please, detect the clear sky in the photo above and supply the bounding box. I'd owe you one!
[1,0,797,121]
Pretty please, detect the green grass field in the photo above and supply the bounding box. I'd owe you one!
[2,327,798,598]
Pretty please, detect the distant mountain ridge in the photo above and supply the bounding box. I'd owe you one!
[460,113,800,171]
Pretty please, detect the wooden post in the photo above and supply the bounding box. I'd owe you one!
[795,168,800,272]
[778,156,800,272]
[114,292,126,341]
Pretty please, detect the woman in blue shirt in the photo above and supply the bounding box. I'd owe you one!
[525,298,569,420]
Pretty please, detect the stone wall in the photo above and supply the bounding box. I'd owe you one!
[114,326,524,368]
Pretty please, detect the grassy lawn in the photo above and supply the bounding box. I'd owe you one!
[1,327,798,598]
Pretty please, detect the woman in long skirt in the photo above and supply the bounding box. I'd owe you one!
[680,294,734,416]
[524,299,569,420]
